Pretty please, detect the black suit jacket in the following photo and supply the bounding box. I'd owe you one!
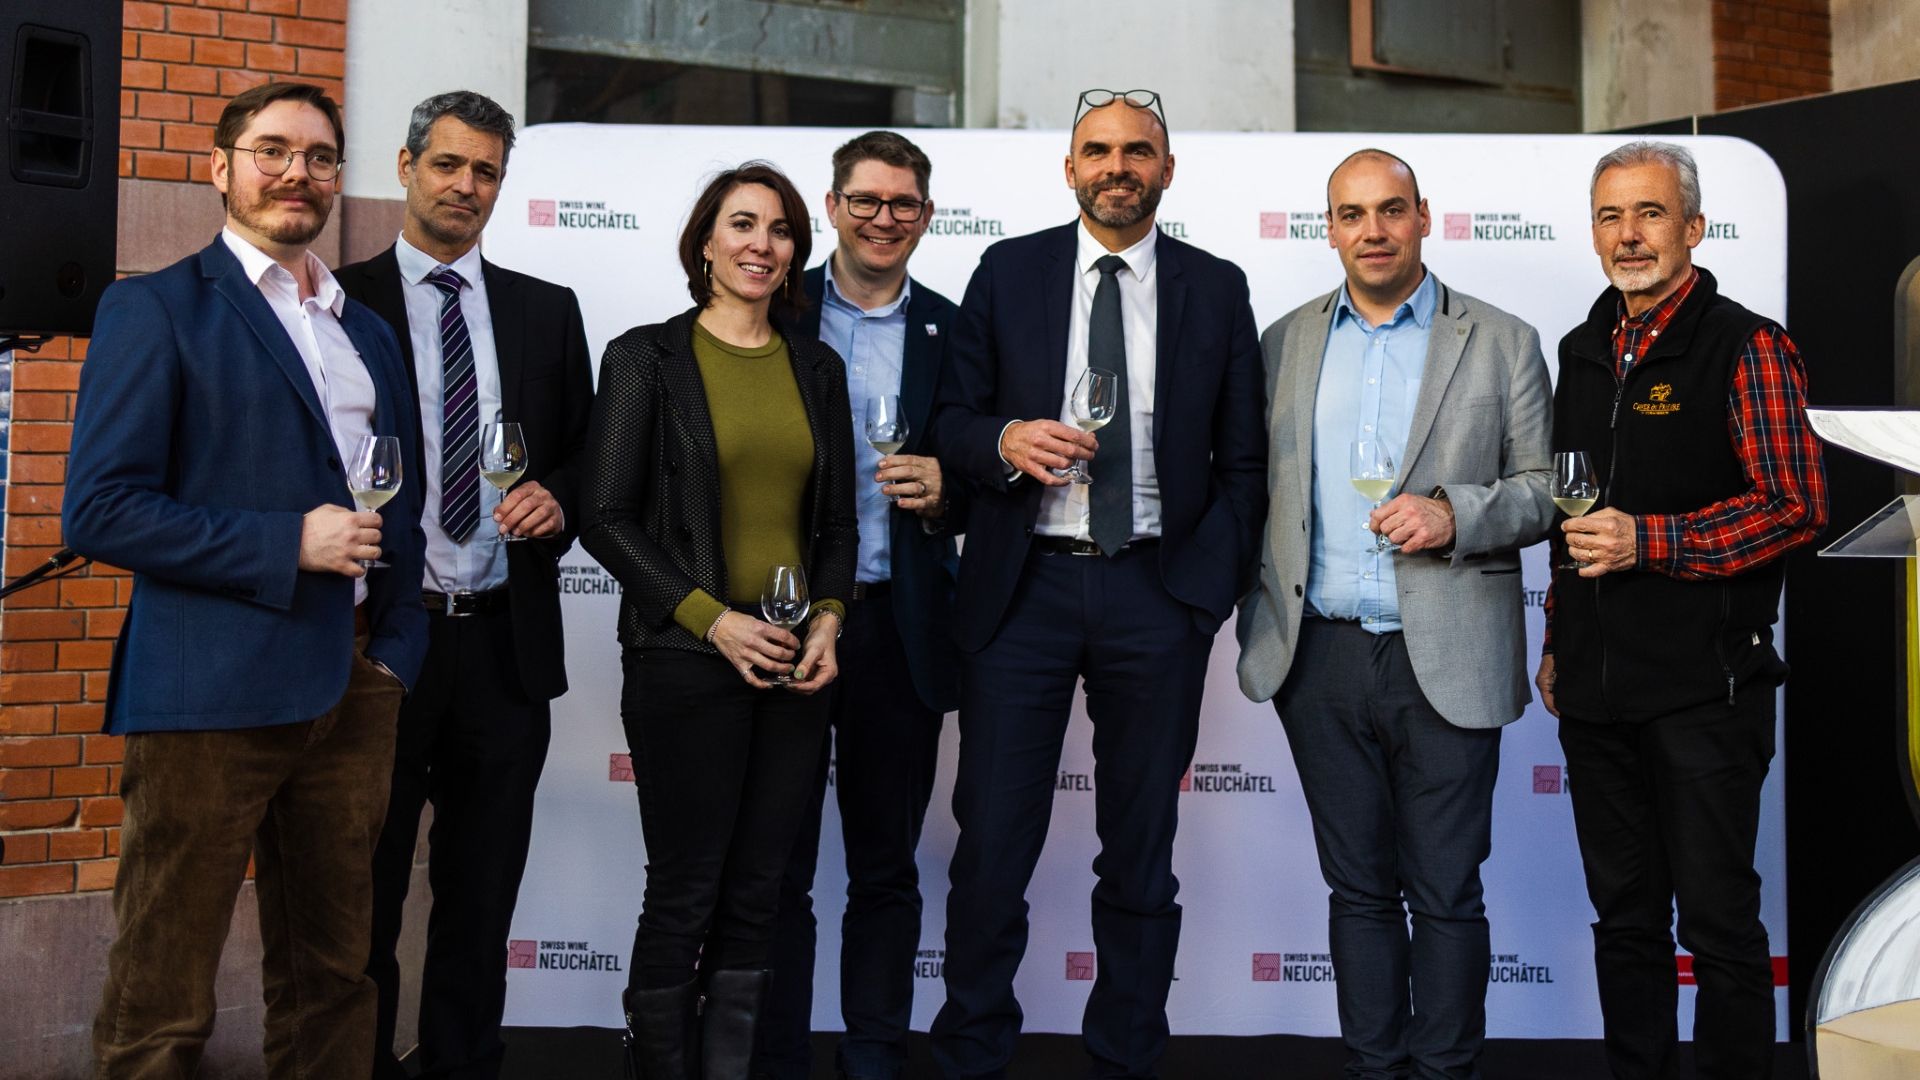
[795,263,963,713]
[928,222,1269,652]
[337,244,595,701]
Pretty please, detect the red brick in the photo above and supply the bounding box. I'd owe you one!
[247,43,297,72]
[105,828,121,857]
[2,642,57,672]
[67,338,88,361]
[201,0,251,10]
[122,88,139,117]
[191,94,227,124]
[0,769,53,800]
[2,581,61,609]
[11,391,70,423]
[1,611,85,641]
[5,548,59,578]
[58,642,117,672]
[122,118,164,150]
[189,156,214,183]
[0,831,50,863]
[125,2,168,30]
[9,424,71,454]
[83,735,124,765]
[85,672,112,702]
[123,29,140,60]
[88,562,130,578]
[76,859,120,892]
[251,0,300,13]
[0,672,82,703]
[15,361,82,391]
[0,707,57,737]
[275,18,344,48]
[168,5,223,35]
[194,36,247,67]
[0,863,72,898]
[300,0,346,19]
[0,800,77,830]
[6,520,64,552]
[108,768,122,795]
[138,91,192,122]
[296,48,343,78]
[135,151,190,181]
[89,610,128,639]
[8,456,65,484]
[0,736,82,768]
[79,798,124,827]
[220,69,270,96]
[57,579,117,609]
[139,33,194,63]
[48,830,105,861]
[166,63,220,95]
[223,11,273,40]
[164,124,215,153]
[7,486,63,517]
[62,706,109,737]
[52,767,112,797]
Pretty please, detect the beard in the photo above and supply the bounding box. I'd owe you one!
[1076,174,1163,229]
[230,183,329,246]
[1605,246,1667,293]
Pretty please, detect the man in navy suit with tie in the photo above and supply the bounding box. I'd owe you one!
[926,91,1267,1078]
[63,83,427,1079]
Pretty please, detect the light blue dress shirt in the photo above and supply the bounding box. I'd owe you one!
[818,258,911,584]
[1305,271,1436,634]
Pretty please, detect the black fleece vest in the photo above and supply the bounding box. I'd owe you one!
[1552,268,1788,722]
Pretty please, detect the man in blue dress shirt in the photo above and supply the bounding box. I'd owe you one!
[759,130,964,1080]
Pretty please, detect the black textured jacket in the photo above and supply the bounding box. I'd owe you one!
[580,307,859,652]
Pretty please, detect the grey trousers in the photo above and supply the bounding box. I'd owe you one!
[1274,616,1503,1080]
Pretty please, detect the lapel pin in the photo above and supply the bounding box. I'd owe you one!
[926,324,939,336]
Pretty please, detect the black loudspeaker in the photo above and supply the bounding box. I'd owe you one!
[0,0,119,338]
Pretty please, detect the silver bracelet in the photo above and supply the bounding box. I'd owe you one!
[705,611,726,644]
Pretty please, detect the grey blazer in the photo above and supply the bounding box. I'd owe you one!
[1235,276,1555,729]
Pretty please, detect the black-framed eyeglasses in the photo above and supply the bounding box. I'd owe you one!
[833,191,927,222]
[224,143,342,181]
[1072,89,1167,134]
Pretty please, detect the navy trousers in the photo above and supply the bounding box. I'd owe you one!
[931,544,1212,1080]
[759,592,947,1080]
[1274,616,1502,1080]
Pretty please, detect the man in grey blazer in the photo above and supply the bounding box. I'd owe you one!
[1236,149,1553,1079]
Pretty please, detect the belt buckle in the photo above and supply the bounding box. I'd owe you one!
[446,590,478,617]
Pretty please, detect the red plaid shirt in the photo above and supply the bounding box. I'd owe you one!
[1543,269,1828,652]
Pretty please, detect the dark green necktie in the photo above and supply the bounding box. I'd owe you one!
[1088,254,1131,556]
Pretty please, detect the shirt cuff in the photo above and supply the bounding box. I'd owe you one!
[1634,513,1683,575]
[998,420,1022,482]
[673,588,729,641]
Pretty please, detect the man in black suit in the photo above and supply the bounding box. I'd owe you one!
[336,90,594,1080]
[757,130,965,1080]
[926,92,1267,1078]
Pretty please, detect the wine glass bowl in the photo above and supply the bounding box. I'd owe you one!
[865,396,909,504]
[1056,367,1117,485]
[760,565,811,685]
[1554,451,1600,570]
[346,434,403,570]
[480,422,530,542]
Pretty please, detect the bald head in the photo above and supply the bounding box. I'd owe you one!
[1327,149,1420,212]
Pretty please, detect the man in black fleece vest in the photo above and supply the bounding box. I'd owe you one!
[1538,141,1826,1080]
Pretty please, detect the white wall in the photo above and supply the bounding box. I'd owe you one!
[1580,0,1714,131]
[343,0,529,201]
[968,0,1294,132]
[1832,0,1920,92]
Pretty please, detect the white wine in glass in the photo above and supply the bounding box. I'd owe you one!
[481,422,530,542]
[761,565,811,685]
[865,396,909,502]
[1057,367,1117,485]
[1554,450,1601,569]
[347,434,403,569]
[1350,440,1397,553]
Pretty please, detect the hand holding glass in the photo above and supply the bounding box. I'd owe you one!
[1554,451,1601,569]
[865,396,909,504]
[480,422,529,542]
[1351,441,1398,553]
[1053,367,1117,484]
[760,565,811,686]
[346,434,402,569]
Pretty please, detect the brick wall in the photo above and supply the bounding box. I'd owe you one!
[0,0,347,900]
[1714,0,1833,109]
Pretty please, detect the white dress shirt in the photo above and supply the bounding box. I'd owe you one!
[394,235,508,594]
[1035,222,1162,540]
[221,227,375,604]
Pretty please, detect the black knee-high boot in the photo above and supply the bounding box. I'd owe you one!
[699,970,773,1080]
[622,980,700,1080]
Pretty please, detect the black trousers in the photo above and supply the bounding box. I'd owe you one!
[622,644,831,991]
[931,545,1212,1080]
[759,592,946,1080]
[1558,681,1777,1080]
[369,607,551,1080]
[1274,617,1503,1080]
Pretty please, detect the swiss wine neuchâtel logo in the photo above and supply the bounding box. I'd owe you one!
[1533,765,1565,794]
[1443,213,1557,242]
[928,207,1006,237]
[560,565,622,595]
[915,949,944,979]
[1180,763,1277,793]
[1272,952,1336,982]
[506,939,624,972]
[1057,770,1094,792]
[1066,952,1096,980]
[1489,953,1553,984]
[609,754,634,782]
[1259,211,1326,240]
[1157,220,1189,238]
[1703,221,1741,240]
[527,200,641,231]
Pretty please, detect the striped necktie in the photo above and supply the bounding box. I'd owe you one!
[427,267,481,542]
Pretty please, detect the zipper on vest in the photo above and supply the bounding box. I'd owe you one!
[1596,373,1625,717]
[1716,586,1736,706]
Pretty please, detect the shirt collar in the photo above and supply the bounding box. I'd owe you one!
[1075,219,1158,281]
[396,233,485,291]
[222,226,345,316]
[822,254,912,319]
[1616,266,1699,336]
[1334,268,1437,332]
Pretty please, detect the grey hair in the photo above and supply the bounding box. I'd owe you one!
[1590,140,1701,220]
[405,90,516,168]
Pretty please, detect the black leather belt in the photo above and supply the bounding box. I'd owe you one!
[1035,536,1160,557]
[852,580,890,600]
[423,588,509,616]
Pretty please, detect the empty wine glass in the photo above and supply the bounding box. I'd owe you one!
[760,565,810,685]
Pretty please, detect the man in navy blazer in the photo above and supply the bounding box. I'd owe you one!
[63,83,427,1078]
[759,131,967,1080]
[926,93,1267,1078]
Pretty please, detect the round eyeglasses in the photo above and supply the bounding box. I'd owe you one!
[833,191,927,222]
[1073,89,1167,133]
[225,143,342,181]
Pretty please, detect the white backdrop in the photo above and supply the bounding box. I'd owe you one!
[484,126,1792,1040]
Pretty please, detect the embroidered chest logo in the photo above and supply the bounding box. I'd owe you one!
[1633,382,1680,416]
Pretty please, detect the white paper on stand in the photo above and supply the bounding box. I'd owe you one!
[1807,408,1920,475]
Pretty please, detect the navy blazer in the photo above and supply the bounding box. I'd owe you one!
[64,237,429,734]
[928,222,1268,652]
[796,263,963,713]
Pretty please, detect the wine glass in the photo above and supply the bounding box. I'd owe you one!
[480,422,529,542]
[1554,451,1601,570]
[865,396,909,504]
[1350,440,1397,554]
[1054,367,1117,484]
[761,565,811,686]
[346,434,402,570]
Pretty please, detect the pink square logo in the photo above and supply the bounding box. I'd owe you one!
[1252,953,1281,982]
[1533,765,1562,794]
[1444,213,1471,240]
[1065,952,1095,980]
[1259,212,1288,239]
[1179,767,1192,793]
[610,753,634,782]
[506,940,537,969]
[529,199,557,227]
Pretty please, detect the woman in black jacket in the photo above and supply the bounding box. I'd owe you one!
[580,161,857,1079]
